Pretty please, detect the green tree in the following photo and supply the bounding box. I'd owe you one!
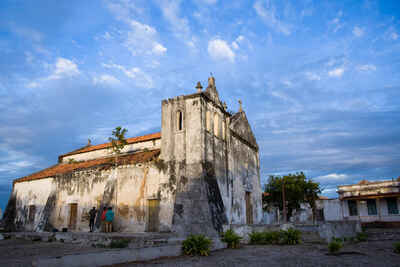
[263,172,321,221]
[108,126,128,163]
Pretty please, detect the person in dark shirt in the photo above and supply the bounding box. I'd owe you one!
[89,207,97,232]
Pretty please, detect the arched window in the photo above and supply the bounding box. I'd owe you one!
[214,113,219,137]
[177,110,183,131]
[206,110,211,132]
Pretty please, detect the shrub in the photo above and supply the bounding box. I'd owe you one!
[249,229,300,245]
[328,240,342,253]
[394,242,400,254]
[332,237,343,243]
[182,235,212,256]
[221,229,242,248]
[280,228,301,245]
[110,239,130,248]
[356,232,368,242]
[249,231,264,244]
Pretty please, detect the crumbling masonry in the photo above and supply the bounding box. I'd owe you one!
[3,76,262,237]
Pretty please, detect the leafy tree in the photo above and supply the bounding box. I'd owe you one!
[263,172,321,221]
[108,126,128,163]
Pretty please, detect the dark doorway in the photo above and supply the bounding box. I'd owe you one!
[68,203,78,230]
[245,192,253,224]
[147,199,160,232]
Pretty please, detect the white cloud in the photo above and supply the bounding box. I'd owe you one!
[158,0,193,46]
[48,58,80,80]
[357,64,376,72]
[208,39,235,62]
[352,26,364,37]
[329,11,344,33]
[124,20,166,56]
[231,35,245,50]
[25,57,80,88]
[102,63,154,88]
[316,173,348,181]
[328,67,344,77]
[390,32,398,40]
[152,43,167,55]
[93,74,121,86]
[282,79,293,87]
[253,0,291,35]
[305,72,321,81]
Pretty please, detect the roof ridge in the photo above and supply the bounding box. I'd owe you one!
[58,132,161,160]
[14,149,161,185]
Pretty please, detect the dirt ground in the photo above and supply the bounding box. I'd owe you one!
[0,237,399,267]
[114,240,400,267]
[0,238,108,267]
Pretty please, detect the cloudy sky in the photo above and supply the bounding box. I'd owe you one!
[1,0,399,211]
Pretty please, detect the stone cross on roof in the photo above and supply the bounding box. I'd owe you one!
[238,99,243,112]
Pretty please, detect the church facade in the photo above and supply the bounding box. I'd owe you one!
[3,77,262,236]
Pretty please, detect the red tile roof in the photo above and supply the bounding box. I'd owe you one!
[58,132,161,160]
[14,149,160,185]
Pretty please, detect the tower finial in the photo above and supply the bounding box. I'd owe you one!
[238,99,243,112]
[195,81,203,92]
[208,74,215,88]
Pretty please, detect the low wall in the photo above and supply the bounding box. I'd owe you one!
[224,221,362,243]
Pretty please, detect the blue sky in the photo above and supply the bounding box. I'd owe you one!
[1,0,400,211]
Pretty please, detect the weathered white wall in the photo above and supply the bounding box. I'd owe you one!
[13,162,174,233]
[342,198,400,222]
[13,178,56,231]
[322,199,343,221]
[62,139,161,163]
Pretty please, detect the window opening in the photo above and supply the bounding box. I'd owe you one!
[348,200,358,216]
[367,199,377,215]
[177,111,183,131]
[387,197,399,214]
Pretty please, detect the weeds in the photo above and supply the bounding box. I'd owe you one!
[109,239,130,248]
[394,242,400,254]
[249,229,301,245]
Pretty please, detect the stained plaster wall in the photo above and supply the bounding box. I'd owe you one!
[61,139,161,163]
[160,91,262,237]
[13,178,56,231]
[11,162,174,232]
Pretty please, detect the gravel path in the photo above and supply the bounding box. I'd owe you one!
[113,241,400,267]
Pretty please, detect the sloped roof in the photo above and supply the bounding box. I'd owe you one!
[58,132,161,160]
[14,149,160,185]
[229,111,258,150]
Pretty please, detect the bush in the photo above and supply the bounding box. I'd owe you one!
[221,229,242,248]
[249,229,300,245]
[356,232,368,242]
[182,235,212,256]
[110,239,130,248]
[328,240,342,253]
[249,231,263,244]
[280,228,301,245]
[394,242,400,254]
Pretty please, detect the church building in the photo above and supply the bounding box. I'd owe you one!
[3,76,262,236]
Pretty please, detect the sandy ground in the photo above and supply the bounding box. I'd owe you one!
[0,237,399,267]
[0,238,108,267]
[114,240,400,267]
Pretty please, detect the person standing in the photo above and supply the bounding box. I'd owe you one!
[101,207,107,232]
[105,207,114,233]
[89,207,97,232]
